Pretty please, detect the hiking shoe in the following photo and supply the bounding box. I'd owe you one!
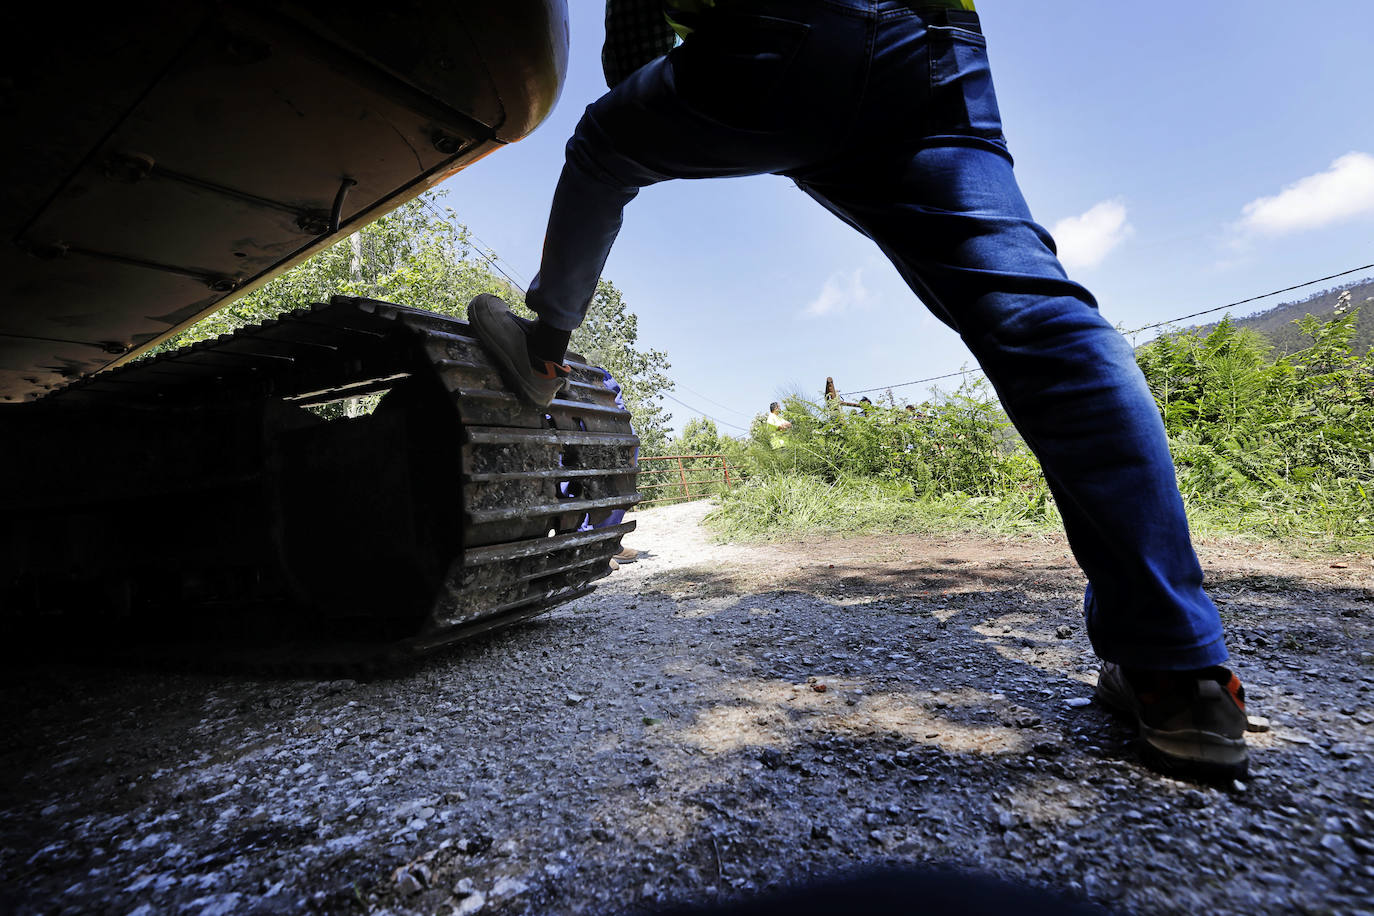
[609,558,620,571]
[1096,662,1250,781]
[466,294,570,408]
[614,547,640,563]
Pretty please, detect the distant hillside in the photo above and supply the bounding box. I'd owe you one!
[1191,276,1374,356]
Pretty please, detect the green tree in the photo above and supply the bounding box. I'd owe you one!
[157,195,507,343]
[156,192,674,445]
[675,417,724,455]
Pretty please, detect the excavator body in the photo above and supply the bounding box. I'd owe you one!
[1,1,640,666]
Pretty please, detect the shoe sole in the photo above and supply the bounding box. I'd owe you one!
[1096,671,1250,782]
[467,296,563,408]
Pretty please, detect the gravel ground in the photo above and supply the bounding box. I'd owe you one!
[3,501,1373,916]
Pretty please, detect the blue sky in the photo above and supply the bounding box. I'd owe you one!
[442,0,1374,437]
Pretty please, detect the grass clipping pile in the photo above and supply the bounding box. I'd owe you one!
[3,501,1373,915]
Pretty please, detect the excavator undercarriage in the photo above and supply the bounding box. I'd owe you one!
[1,298,639,670]
[1,1,646,666]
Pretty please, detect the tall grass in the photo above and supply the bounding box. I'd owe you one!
[705,474,1060,541]
[706,311,1373,549]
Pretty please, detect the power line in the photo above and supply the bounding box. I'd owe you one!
[466,228,531,291]
[841,368,982,398]
[419,199,530,293]
[673,381,757,418]
[422,200,528,292]
[419,196,1370,411]
[1124,261,1374,334]
[661,392,751,432]
[840,259,1374,398]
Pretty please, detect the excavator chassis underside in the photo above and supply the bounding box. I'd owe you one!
[0,298,639,671]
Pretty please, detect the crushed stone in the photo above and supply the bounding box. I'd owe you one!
[2,501,1372,914]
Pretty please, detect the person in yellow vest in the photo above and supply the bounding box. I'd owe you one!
[764,400,792,449]
[468,0,1250,780]
[765,401,791,431]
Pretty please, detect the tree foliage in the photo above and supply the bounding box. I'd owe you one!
[156,192,674,445]
[677,417,724,455]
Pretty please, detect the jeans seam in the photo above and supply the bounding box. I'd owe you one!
[815,0,876,17]
[847,8,878,143]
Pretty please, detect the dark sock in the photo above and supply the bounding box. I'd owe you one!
[527,321,571,370]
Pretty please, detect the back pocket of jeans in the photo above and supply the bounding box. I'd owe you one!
[927,23,1004,141]
[671,14,812,129]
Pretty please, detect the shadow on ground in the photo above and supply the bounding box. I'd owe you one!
[1,549,1370,916]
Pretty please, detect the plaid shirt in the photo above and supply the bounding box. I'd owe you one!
[600,0,978,89]
[602,0,678,88]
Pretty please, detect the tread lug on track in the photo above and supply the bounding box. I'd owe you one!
[0,296,639,671]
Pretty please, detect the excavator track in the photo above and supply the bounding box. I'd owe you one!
[0,297,639,672]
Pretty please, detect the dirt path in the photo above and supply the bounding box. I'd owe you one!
[3,502,1372,915]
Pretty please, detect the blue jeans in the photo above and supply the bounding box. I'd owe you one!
[526,0,1226,669]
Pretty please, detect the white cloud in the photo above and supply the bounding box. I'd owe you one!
[802,267,872,318]
[1050,199,1133,271]
[1239,152,1374,235]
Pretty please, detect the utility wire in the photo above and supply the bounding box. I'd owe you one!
[1123,261,1374,334]
[465,228,531,291]
[423,199,1371,410]
[420,199,530,293]
[661,392,751,432]
[841,367,982,398]
[673,381,758,418]
[840,260,1374,398]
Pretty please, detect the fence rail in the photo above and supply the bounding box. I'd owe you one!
[638,454,738,507]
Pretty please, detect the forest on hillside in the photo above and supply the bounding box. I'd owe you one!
[1197,277,1374,355]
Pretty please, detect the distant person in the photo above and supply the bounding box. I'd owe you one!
[765,402,792,431]
[468,0,1249,778]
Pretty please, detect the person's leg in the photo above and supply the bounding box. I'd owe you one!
[793,10,1247,777]
[469,3,864,404]
[800,147,1225,670]
[523,0,869,329]
[790,9,1225,672]
[466,47,775,406]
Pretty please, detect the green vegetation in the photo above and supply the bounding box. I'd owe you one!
[159,198,1372,549]
[705,474,1056,539]
[706,310,1374,549]
[156,191,675,451]
[1138,310,1373,542]
[1204,279,1374,357]
[705,380,1061,541]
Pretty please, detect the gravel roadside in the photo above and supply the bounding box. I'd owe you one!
[2,501,1372,915]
